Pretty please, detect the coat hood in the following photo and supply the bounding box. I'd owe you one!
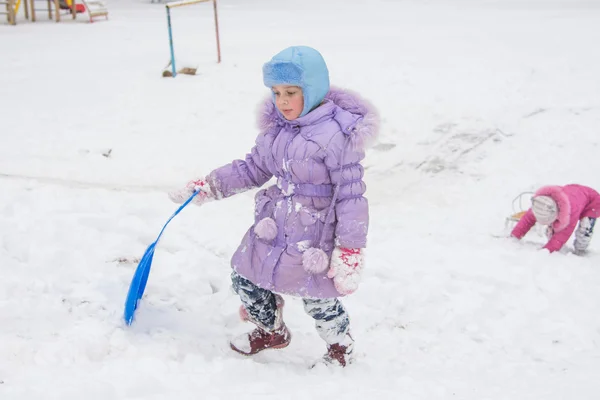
[257,86,380,151]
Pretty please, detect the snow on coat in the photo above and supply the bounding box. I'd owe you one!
[207,87,379,298]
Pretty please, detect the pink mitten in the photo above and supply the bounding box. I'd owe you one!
[327,247,364,295]
[168,179,214,206]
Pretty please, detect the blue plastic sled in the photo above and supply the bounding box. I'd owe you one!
[124,190,198,325]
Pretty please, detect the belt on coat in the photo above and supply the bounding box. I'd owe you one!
[277,177,333,197]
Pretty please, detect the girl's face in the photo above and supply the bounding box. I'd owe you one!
[272,85,304,120]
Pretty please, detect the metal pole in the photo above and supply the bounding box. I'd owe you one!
[166,5,177,77]
[212,0,221,63]
[167,0,209,8]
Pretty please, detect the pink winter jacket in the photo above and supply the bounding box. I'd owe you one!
[511,184,600,252]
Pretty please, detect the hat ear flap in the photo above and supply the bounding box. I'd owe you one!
[263,62,303,88]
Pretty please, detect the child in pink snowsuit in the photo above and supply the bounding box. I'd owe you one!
[511,184,600,253]
[168,46,379,366]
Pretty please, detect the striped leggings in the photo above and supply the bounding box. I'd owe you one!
[231,271,351,345]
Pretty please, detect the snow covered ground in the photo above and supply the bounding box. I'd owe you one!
[1,0,600,398]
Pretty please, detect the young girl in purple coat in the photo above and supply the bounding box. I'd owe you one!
[169,46,379,366]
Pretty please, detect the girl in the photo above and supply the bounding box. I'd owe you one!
[169,46,379,366]
[511,184,600,254]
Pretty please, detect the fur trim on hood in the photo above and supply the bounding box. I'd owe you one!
[257,86,380,151]
[534,185,571,232]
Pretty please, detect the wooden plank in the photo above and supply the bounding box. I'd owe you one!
[30,0,36,21]
[8,0,16,24]
[81,0,107,21]
[54,0,60,21]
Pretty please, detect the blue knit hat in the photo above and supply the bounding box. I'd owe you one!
[262,46,330,117]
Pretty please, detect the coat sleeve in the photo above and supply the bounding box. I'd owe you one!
[207,134,273,198]
[511,209,536,239]
[325,134,369,249]
[544,218,577,252]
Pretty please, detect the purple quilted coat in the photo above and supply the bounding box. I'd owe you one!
[208,87,379,298]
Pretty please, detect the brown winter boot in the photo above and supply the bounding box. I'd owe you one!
[321,343,354,367]
[313,334,355,367]
[231,294,291,356]
[230,323,292,355]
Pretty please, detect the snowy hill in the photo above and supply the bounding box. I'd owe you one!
[1,0,600,399]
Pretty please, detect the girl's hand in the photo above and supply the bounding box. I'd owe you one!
[168,179,214,206]
[327,247,364,295]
